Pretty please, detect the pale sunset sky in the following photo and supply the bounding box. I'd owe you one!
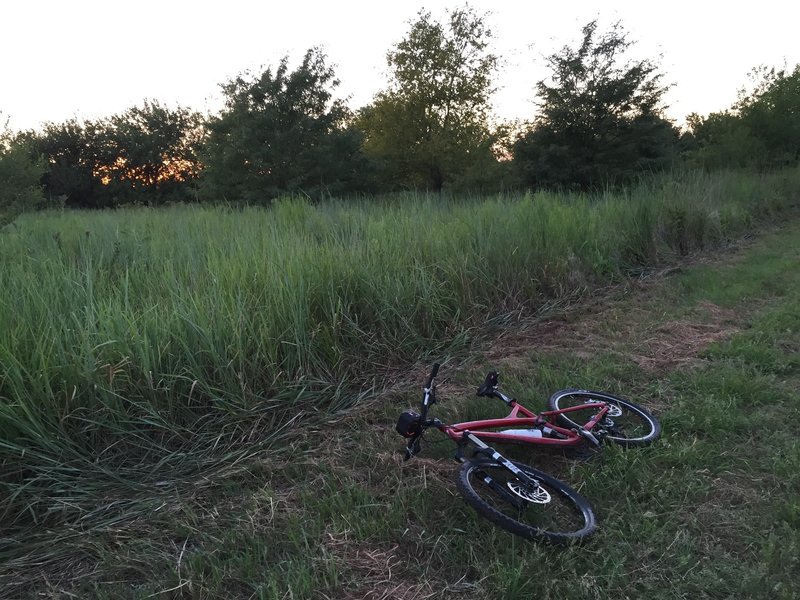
[2,0,798,132]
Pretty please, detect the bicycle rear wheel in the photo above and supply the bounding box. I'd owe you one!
[455,459,596,543]
[548,389,661,447]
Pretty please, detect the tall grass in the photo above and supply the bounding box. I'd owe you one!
[0,167,798,535]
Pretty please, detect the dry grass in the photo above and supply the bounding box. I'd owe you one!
[482,289,742,374]
[321,537,445,600]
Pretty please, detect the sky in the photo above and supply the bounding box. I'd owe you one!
[2,0,799,132]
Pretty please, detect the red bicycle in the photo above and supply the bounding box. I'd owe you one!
[396,364,660,543]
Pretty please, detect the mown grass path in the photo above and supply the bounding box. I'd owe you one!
[3,219,800,599]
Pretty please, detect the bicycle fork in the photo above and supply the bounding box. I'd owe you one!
[457,433,549,509]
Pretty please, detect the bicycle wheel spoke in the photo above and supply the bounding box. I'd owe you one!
[604,404,650,440]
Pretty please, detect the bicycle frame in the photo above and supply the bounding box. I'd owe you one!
[401,366,611,461]
[398,364,549,505]
[442,391,610,448]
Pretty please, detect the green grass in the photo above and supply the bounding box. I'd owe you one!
[47,219,800,598]
[1,169,800,597]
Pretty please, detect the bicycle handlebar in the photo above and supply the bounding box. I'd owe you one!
[403,363,440,461]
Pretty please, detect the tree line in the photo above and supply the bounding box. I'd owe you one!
[2,8,799,216]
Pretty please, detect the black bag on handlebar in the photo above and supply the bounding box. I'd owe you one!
[396,411,421,438]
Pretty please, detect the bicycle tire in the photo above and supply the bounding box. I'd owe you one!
[548,389,661,447]
[455,458,596,543]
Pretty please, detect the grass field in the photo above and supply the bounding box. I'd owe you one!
[1,169,799,597]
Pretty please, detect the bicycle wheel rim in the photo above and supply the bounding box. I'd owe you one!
[550,390,659,446]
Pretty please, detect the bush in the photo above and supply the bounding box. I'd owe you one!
[0,127,46,226]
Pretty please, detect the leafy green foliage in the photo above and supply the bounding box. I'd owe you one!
[98,100,205,204]
[736,65,800,167]
[31,119,102,207]
[686,64,800,170]
[514,20,678,190]
[683,110,763,170]
[0,120,46,225]
[199,48,368,203]
[29,103,204,208]
[357,7,503,192]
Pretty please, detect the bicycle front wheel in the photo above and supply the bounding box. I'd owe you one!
[455,459,596,543]
[548,389,661,447]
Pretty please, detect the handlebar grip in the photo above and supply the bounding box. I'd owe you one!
[425,363,440,389]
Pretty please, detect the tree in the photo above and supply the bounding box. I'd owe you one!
[684,64,800,170]
[514,20,677,190]
[0,118,45,225]
[200,48,368,203]
[734,64,800,167]
[31,119,102,207]
[357,6,500,192]
[30,102,204,208]
[682,110,762,169]
[97,100,205,204]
